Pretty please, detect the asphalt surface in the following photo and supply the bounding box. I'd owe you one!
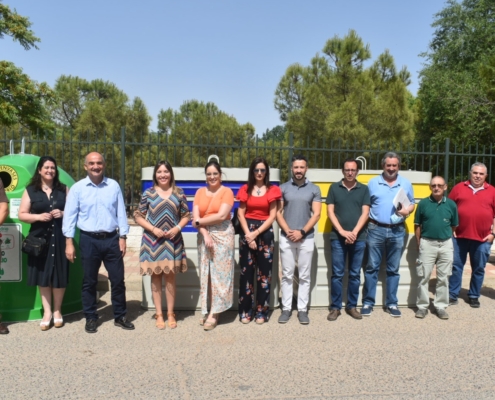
[2,283,495,399]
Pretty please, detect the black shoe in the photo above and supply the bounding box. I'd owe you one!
[85,319,98,333]
[114,317,135,330]
[0,322,9,334]
[468,298,480,308]
[449,298,458,305]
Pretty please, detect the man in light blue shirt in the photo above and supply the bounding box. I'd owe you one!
[361,152,415,318]
[63,152,133,333]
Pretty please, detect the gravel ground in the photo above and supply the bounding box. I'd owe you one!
[2,285,495,399]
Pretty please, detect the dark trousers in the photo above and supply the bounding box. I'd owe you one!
[238,218,274,321]
[80,232,126,320]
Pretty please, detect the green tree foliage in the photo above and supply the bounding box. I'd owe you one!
[49,75,152,197]
[274,30,415,146]
[157,100,255,167]
[260,125,287,142]
[0,1,39,50]
[0,61,55,131]
[51,75,151,136]
[0,1,55,131]
[417,0,495,145]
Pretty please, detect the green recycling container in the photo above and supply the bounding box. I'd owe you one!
[0,154,83,321]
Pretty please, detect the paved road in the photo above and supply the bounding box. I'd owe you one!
[3,285,495,399]
[2,249,495,399]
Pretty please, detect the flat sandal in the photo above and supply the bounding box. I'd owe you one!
[155,313,166,330]
[167,312,177,329]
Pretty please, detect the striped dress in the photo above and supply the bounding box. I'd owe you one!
[136,187,190,275]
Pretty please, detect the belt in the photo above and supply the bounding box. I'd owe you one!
[369,219,403,229]
[81,230,117,239]
[421,237,451,242]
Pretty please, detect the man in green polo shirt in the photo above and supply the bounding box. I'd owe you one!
[414,176,458,319]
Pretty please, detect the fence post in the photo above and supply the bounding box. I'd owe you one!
[121,127,126,194]
[444,138,450,184]
[288,131,294,180]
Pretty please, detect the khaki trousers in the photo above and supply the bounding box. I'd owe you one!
[416,237,453,310]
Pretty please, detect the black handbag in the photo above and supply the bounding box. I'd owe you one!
[231,208,242,235]
[22,193,54,257]
[22,233,48,257]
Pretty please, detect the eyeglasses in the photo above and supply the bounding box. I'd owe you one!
[254,169,266,173]
[343,169,357,173]
[430,184,445,188]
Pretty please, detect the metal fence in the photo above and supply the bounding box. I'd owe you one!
[2,128,495,208]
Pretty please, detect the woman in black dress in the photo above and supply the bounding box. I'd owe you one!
[18,156,69,331]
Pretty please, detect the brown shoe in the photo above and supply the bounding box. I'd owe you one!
[346,308,363,320]
[0,322,9,334]
[327,309,341,321]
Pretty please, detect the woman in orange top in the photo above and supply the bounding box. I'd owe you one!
[236,157,281,324]
[192,160,235,330]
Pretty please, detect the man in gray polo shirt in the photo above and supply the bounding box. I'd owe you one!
[277,155,322,324]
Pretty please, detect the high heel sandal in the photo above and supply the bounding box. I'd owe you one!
[54,317,64,328]
[204,314,219,331]
[40,315,52,331]
[167,313,177,329]
[155,313,166,330]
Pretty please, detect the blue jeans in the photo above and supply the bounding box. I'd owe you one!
[362,223,405,307]
[330,238,366,309]
[449,238,492,300]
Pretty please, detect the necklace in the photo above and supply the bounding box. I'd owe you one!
[256,186,264,196]
[42,184,52,190]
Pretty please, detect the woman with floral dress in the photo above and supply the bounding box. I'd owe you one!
[192,160,235,331]
[236,157,281,324]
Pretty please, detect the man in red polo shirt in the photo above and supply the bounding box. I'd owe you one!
[448,162,495,308]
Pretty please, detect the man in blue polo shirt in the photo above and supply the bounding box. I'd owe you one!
[277,155,321,325]
[361,152,415,317]
[414,176,458,320]
[326,158,370,321]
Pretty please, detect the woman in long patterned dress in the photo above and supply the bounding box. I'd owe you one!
[134,161,190,329]
[236,157,281,324]
[18,156,69,331]
[192,160,235,331]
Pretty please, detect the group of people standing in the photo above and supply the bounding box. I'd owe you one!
[278,151,415,324]
[0,150,493,335]
[133,156,283,331]
[325,153,494,322]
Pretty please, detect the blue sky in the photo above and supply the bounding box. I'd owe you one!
[4,1,447,135]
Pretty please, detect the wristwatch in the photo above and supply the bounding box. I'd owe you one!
[300,229,306,237]
[195,219,200,227]
[120,235,127,240]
